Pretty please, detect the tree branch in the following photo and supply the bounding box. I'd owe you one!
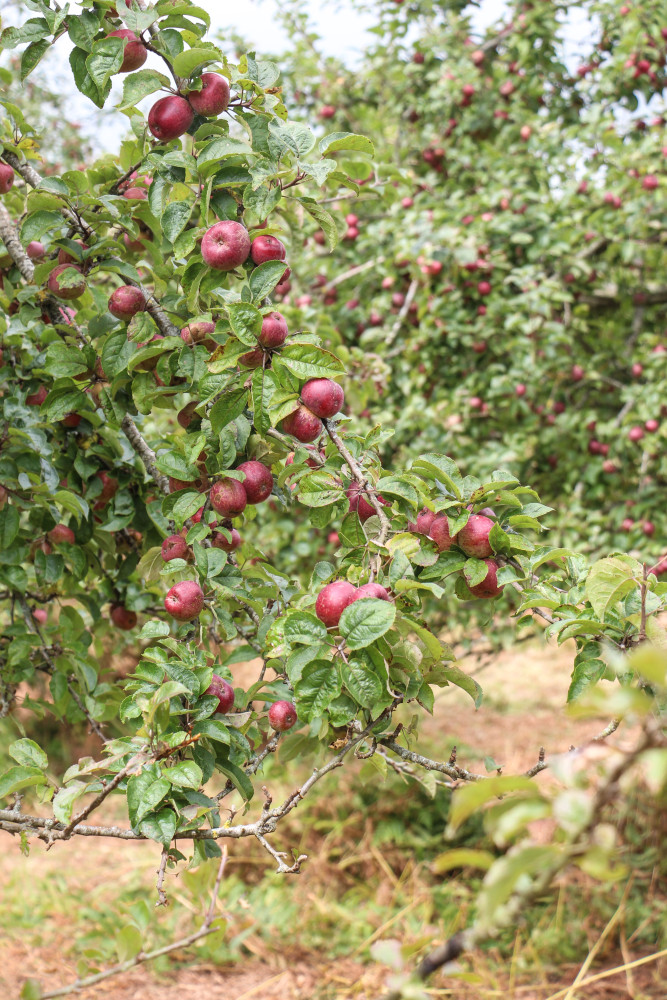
[120,414,171,495]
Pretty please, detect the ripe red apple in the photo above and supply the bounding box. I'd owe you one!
[124,187,147,200]
[206,674,235,713]
[515,383,527,397]
[621,518,634,532]
[201,220,251,271]
[239,348,264,368]
[58,240,88,264]
[237,460,273,504]
[318,105,336,119]
[282,406,323,443]
[188,73,230,116]
[164,580,205,621]
[402,196,414,208]
[477,280,491,296]
[48,264,86,300]
[177,401,200,429]
[210,478,247,516]
[211,528,241,552]
[315,579,357,627]
[48,524,75,545]
[642,520,655,537]
[110,604,138,630]
[148,95,194,141]
[162,534,189,561]
[347,482,381,522]
[32,608,48,625]
[645,419,659,432]
[628,425,644,442]
[642,174,658,190]
[258,311,288,348]
[26,241,45,260]
[352,582,390,601]
[571,364,585,381]
[108,28,147,72]
[429,514,454,551]
[458,514,494,558]
[413,508,435,534]
[268,700,297,731]
[62,412,81,429]
[300,378,344,419]
[109,285,145,321]
[0,163,14,193]
[468,558,503,598]
[26,385,48,407]
[602,459,617,473]
[250,235,286,265]
[93,471,118,509]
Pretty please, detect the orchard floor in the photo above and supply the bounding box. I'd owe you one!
[1,638,664,1000]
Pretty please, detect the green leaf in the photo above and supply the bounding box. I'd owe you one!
[139,807,177,847]
[140,620,170,639]
[0,506,20,548]
[268,119,315,157]
[298,197,338,250]
[344,659,384,705]
[318,131,374,156]
[227,302,263,346]
[127,772,171,826]
[86,35,124,91]
[68,10,100,52]
[585,556,642,620]
[192,719,231,743]
[243,183,282,220]
[209,389,248,433]
[172,46,222,78]
[248,260,289,302]
[251,367,274,435]
[294,660,341,720]
[162,200,193,243]
[116,924,143,963]
[21,39,50,82]
[20,210,63,244]
[119,68,171,110]
[9,739,48,769]
[275,344,345,380]
[166,760,202,789]
[339,599,396,650]
[437,665,483,708]
[447,775,539,834]
[283,611,328,645]
[0,766,47,799]
[215,754,254,801]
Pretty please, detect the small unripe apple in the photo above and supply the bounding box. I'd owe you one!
[48,524,75,545]
[188,73,230,116]
[250,235,286,265]
[206,673,235,713]
[48,264,86,300]
[26,385,48,407]
[258,311,288,348]
[211,528,241,552]
[110,604,138,630]
[210,478,247,517]
[429,514,454,551]
[108,29,147,72]
[352,582,390,602]
[458,514,494,558]
[282,406,323,443]
[148,95,194,141]
[0,163,14,193]
[109,285,145,322]
[164,580,205,621]
[26,241,45,260]
[315,579,357,627]
[237,460,273,504]
[162,534,189,561]
[268,700,297,731]
[468,558,503,598]
[201,220,251,271]
[300,378,344,419]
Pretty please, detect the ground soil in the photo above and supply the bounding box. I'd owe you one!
[0,638,663,999]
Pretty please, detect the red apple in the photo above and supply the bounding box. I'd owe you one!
[26,241,45,260]
[109,285,145,321]
[258,311,288,348]
[0,163,14,193]
[468,558,503,598]
[108,28,147,72]
[352,582,390,601]
[188,73,230,116]
[458,514,494,558]
[148,95,194,141]
[48,524,75,545]
[181,320,215,347]
[62,412,81,429]
[315,579,357,627]
[58,240,88,264]
[206,674,235,713]
[110,604,138,630]
[162,534,189,561]
[268,700,297,731]
[429,514,454,552]
[209,478,247,517]
[201,220,251,271]
[300,378,344,419]
[211,528,242,552]
[164,580,205,621]
[282,406,323,443]
[26,385,48,407]
[48,264,85,300]
[250,235,286,265]
[237,460,273,504]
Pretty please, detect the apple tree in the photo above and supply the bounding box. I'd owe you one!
[0,1,665,995]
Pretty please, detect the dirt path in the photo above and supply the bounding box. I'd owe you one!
[0,639,654,999]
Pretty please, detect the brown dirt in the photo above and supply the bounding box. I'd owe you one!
[0,638,659,999]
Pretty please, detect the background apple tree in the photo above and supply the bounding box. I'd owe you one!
[0,1,665,997]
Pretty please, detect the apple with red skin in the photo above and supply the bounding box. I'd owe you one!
[201,220,251,271]
[258,311,288,348]
[108,29,147,72]
[210,478,247,517]
[315,579,357,627]
[468,559,503,598]
[177,401,200,429]
[181,320,215,348]
[282,406,323,443]
[645,419,659,432]
[239,348,264,368]
[110,604,138,630]
[0,163,14,193]
[188,73,230,116]
[347,482,388,523]
[268,700,297,731]
[93,471,118,510]
[109,285,145,321]
[32,608,48,626]
[26,241,45,260]
[642,521,655,537]
[621,518,634,532]
[48,264,86,300]
[642,174,658,190]
[124,187,147,200]
[58,241,88,265]
[628,426,644,442]
[162,535,189,562]
[352,583,390,602]
[477,280,491,296]
[164,580,205,621]
[211,528,242,552]
[26,385,48,407]
[206,674,235,713]
[250,235,286,265]
[319,105,336,119]
[429,514,454,551]
[237,461,273,504]
[148,95,194,141]
[300,378,344,418]
[48,524,75,545]
[412,508,435,534]
[458,514,494,558]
